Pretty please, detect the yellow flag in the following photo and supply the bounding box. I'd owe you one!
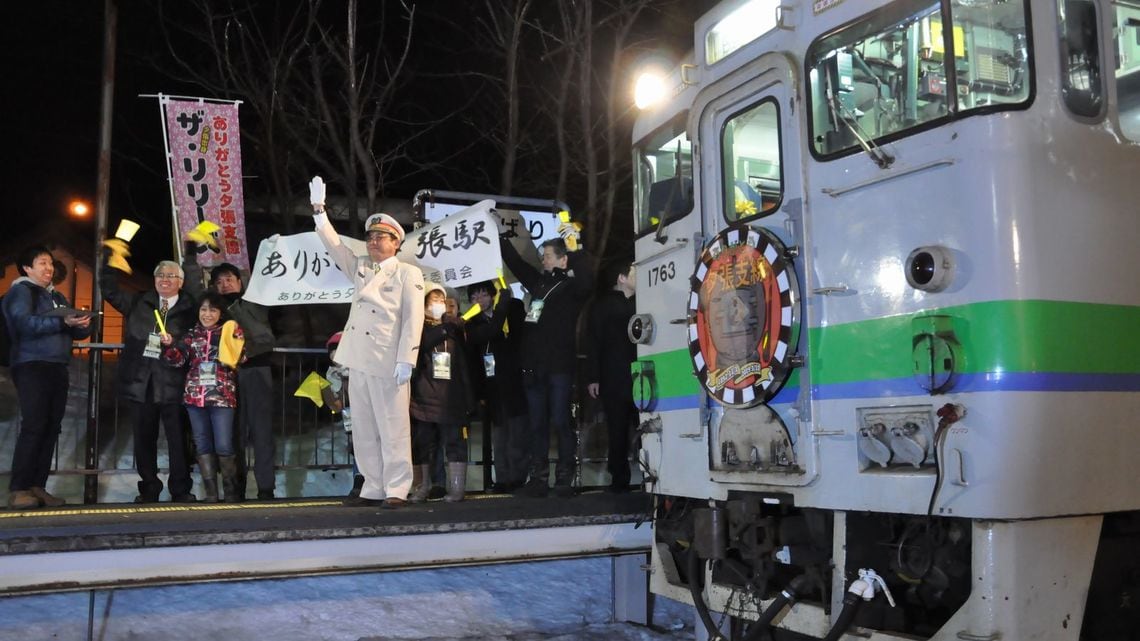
[103,238,133,274]
[218,320,244,368]
[186,221,222,250]
[294,371,331,407]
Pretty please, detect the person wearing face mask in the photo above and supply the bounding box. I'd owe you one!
[408,283,474,503]
[3,245,92,509]
[310,176,424,509]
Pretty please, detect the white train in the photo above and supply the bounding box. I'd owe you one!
[629,1,1140,639]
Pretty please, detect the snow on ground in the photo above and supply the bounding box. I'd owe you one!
[0,557,696,641]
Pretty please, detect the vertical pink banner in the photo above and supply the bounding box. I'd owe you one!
[163,98,250,270]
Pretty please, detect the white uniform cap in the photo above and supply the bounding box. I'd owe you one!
[364,213,405,243]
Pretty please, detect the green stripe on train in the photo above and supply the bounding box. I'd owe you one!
[637,300,1140,395]
[809,299,1140,383]
[636,348,801,398]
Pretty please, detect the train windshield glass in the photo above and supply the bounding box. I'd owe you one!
[807,0,1032,158]
[634,114,694,235]
[722,100,782,223]
[1115,2,1140,140]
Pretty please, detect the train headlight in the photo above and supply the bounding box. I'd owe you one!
[905,246,955,292]
[634,72,666,110]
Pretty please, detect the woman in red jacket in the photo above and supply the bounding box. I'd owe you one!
[161,291,245,502]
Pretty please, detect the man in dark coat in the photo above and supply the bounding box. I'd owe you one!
[464,280,529,492]
[585,260,638,492]
[101,259,199,502]
[3,245,92,509]
[210,263,277,500]
[499,233,593,498]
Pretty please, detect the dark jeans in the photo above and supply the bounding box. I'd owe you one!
[9,362,69,491]
[129,398,193,499]
[523,371,575,485]
[491,403,530,486]
[237,366,275,493]
[600,384,636,488]
[186,405,236,456]
[412,419,467,464]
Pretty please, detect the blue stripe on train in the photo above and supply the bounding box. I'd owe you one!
[647,372,1140,411]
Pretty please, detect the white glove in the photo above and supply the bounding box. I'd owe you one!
[394,362,413,385]
[309,176,326,208]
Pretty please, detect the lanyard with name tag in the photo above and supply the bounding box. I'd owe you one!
[198,361,218,387]
[432,351,452,380]
[524,299,544,323]
[143,333,163,359]
[525,280,565,324]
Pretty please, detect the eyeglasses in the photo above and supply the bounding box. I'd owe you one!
[154,273,182,280]
[366,232,396,242]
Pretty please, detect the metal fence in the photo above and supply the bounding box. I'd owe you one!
[0,345,620,504]
[0,345,353,504]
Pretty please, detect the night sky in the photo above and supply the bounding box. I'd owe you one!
[7,1,714,269]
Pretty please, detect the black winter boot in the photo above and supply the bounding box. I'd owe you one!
[409,465,432,503]
[218,455,240,503]
[197,455,219,503]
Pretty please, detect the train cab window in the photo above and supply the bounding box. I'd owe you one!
[1113,3,1140,140]
[635,114,693,236]
[808,0,1032,159]
[1059,1,1103,118]
[722,100,781,223]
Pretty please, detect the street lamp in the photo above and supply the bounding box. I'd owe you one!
[69,200,92,218]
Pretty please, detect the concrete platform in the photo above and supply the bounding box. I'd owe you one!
[0,490,654,595]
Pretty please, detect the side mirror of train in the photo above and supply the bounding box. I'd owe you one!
[905,245,956,292]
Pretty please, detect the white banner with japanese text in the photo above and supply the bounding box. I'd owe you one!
[162,96,250,270]
[243,232,365,306]
[397,200,501,289]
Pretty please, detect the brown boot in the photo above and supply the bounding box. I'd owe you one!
[29,487,65,507]
[7,490,40,510]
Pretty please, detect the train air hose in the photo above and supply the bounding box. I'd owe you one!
[821,591,862,641]
[822,568,895,641]
[686,549,727,641]
[741,574,813,641]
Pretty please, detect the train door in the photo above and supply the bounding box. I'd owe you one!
[631,109,708,497]
[690,53,815,488]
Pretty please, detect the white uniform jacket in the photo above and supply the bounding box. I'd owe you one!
[315,214,425,377]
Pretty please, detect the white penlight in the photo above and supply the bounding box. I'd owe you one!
[634,72,666,110]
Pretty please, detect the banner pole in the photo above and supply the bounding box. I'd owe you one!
[153,92,183,262]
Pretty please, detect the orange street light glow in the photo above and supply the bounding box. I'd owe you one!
[69,201,91,217]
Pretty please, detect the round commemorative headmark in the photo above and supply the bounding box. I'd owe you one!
[687,225,799,407]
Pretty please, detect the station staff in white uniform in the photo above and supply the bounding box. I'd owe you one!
[310,177,425,508]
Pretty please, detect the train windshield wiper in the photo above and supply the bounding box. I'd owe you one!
[825,79,895,169]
